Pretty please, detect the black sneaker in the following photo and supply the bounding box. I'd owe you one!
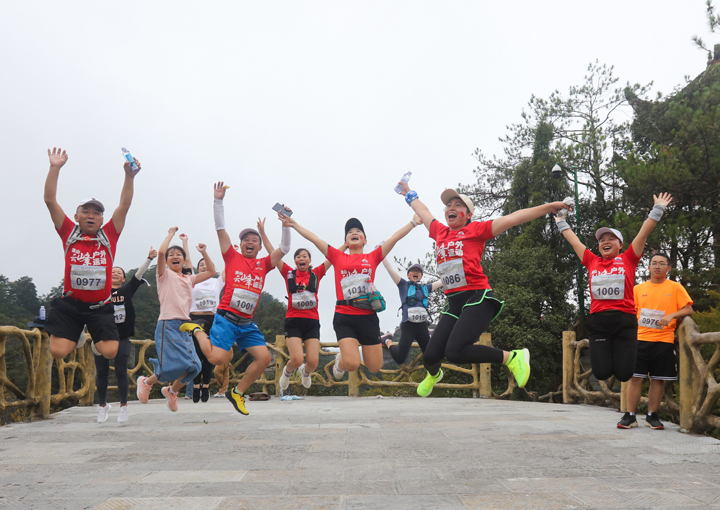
[617,412,637,429]
[645,413,664,430]
[192,387,201,403]
[201,387,209,402]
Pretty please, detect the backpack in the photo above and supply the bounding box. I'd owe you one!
[64,225,114,263]
[287,269,318,294]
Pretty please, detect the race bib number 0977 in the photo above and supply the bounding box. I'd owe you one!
[70,265,106,291]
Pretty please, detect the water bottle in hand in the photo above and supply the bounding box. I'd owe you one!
[394,172,412,194]
[121,147,139,172]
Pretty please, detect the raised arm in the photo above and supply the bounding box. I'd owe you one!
[213,181,233,254]
[135,246,157,280]
[381,257,403,285]
[631,193,673,257]
[193,244,216,285]
[271,207,292,267]
[180,233,193,271]
[492,202,567,237]
[380,214,420,259]
[323,243,346,271]
[430,280,443,292]
[110,157,141,233]
[398,181,435,230]
[257,217,282,271]
[554,210,586,260]
[279,214,329,258]
[157,227,178,277]
[44,147,69,230]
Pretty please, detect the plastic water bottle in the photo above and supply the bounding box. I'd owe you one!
[39,306,46,321]
[121,147,139,171]
[394,171,412,194]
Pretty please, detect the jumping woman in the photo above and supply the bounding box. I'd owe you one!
[399,183,568,396]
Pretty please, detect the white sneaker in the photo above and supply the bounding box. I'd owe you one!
[117,406,128,424]
[279,367,292,390]
[97,403,111,424]
[77,331,87,349]
[299,364,312,389]
[213,392,225,398]
[333,353,345,380]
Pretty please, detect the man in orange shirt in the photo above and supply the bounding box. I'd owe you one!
[618,253,693,430]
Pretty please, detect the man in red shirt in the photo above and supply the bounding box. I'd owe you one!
[43,147,140,360]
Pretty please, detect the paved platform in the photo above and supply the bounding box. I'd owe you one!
[1,396,719,509]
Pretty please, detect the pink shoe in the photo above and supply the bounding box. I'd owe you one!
[136,376,151,404]
[161,386,178,412]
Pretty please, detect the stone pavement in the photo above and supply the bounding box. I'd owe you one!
[1,396,719,510]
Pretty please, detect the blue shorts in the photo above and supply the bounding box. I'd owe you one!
[210,313,267,352]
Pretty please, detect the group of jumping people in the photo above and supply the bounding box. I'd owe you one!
[42,147,685,429]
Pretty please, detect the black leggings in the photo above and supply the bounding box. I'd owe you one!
[191,313,216,386]
[95,337,130,405]
[389,321,431,365]
[423,290,504,376]
[588,311,638,382]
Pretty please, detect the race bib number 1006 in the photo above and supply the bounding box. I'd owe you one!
[591,274,625,300]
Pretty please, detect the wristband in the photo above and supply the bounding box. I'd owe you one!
[410,218,419,227]
[556,219,570,233]
[405,191,418,205]
[648,204,666,222]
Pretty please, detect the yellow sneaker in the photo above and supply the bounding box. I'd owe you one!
[225,389,249,415]
[506,348,531,388]
[179,322,203,336]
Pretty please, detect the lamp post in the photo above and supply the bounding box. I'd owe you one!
[552,163,585,317]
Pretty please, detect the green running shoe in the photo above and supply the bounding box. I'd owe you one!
[417,369,443,397]
[506,348,530,388]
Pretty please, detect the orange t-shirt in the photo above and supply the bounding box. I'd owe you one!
[633,279,692,343]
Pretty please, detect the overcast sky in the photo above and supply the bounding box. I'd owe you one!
[0,1,712,334]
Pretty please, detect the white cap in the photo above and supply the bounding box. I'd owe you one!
[440,189,475,216]
[595,227,623,243]
[77,198,105,212]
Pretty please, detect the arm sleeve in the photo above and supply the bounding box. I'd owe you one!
[135,257,152,280]
[214,198,226,231]
[279,227,291,254]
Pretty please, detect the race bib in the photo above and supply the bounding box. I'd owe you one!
[639,308,665,330]
[194,293,217,310]
[341,273,371,301]
[70,265,106,291]
[438,259,467,290]
[230,288,259,315]
[591,274,625,300]
[407,306,428,323]
[113,304,126,324]
[292,291,317,310]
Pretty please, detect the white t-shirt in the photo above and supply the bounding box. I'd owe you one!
[190,275,225,314]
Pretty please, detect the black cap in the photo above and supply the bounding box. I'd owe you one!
[345,218,365,236]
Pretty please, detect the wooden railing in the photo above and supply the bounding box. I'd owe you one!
[0,327,521,423]
[561,316,720,434]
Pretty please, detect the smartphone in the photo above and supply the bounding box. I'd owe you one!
[272,203,293,217]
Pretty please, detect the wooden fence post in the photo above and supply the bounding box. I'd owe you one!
[620,381,628,413]
[678,318,700,433]
[348,370,360,397]
[562,331,575,404]
[477,333,492,398]
[78,343,96,406]
[33,330,52,420]
[275,335,286,394]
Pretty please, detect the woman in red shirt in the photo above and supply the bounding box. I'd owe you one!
[279,214,418,380]
[555,192,672,382]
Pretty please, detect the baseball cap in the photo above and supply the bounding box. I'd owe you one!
[345,218,365,236]
[440,189,475,216]
[239,228,261,242]
[407,263,424,274]
[77,198,105,212]
[595,227,623,243]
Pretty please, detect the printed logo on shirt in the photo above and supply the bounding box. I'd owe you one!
[112,294,125,303]
[70,247,107,266]
[455,231,465,237]
[590,266,626,278]
[233,271,264,290]
[362,259,369,264]
[435,241,465,261]
[340,268,372,279]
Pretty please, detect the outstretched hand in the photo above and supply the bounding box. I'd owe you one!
[48,147,68,169]
[278,209,295,228]
[257,217,266,235]
[123,158,141,176]
[214,181,227,200]
[654,192,672,208]
[148,247,157,260]
[547,201,571,216]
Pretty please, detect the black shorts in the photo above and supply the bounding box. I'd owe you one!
[633,340,678,380]
[45,296,119,343]
[333,312,380,346]
[190,313,216,333]
[284,317,320,341]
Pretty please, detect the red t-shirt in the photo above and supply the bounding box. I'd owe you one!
[280,263,327,320]
[326,245,384,316]
[218,248,274,319]
[59,216,120,303]
[429,219,494,295]
[582,247,641,315]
